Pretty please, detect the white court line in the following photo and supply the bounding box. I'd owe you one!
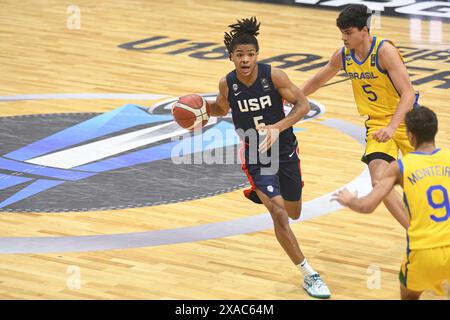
[0,93,168,102]
[26,117,219,169]
[0,118,372,254]
[27,121,183,169]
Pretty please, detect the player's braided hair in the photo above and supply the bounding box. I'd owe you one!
[224,16,260,59]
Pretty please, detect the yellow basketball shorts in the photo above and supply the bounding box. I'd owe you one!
[400,245,450,296]
[362,118,413,164]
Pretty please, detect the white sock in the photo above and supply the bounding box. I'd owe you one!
[297,258,317,277]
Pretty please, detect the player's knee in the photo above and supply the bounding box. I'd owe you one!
[400,285,421,300]
[272,205,286,220]
[270,203,289,225]
[401,292,420,300]
[371,178,380,188]
[287,207,301,220]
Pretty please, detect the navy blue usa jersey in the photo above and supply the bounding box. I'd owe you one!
[226,63,298,163]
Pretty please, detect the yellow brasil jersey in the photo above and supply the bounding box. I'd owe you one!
[399,148,450,250]
[342,36,403,118]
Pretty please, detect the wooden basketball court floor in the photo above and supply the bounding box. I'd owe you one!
[0,0,449,299]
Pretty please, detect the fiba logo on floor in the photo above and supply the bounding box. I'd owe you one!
[0,93,324,212]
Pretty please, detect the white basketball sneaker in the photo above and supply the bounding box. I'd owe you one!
[303,273,331,299]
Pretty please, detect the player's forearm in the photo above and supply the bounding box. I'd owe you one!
[301,64,339,96]
[347,196,377,214]
[209,101,228,117]
[301,77,322,96]
[348,182,393,213]
[276,99,310,132]
[388,89,415,130]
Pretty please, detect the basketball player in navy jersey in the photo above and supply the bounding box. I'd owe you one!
[208,17,330,299]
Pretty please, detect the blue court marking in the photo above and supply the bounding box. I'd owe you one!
[0,179,65,209]
[0,118,371,254]
[0,157,97,181]
[0,173,33,190]
[5,104,172,161]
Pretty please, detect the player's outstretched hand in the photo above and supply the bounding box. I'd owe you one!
[372,126,395,143]
[331,188,358,207]
[257,124,280,154]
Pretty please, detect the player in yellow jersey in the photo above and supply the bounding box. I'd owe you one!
[332,106,450,299]
[301,4,417,230]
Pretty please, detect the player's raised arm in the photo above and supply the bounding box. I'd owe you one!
[209,77,231,117]
[300,49,342,96]
[271,68,310,132]
[372,43,415,142]
[332,161,402,213]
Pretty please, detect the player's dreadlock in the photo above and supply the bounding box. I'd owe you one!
[224,16,260,59]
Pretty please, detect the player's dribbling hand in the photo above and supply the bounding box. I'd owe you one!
[257,124,280,154]
[372,126,395,143]
[331,188,358,207]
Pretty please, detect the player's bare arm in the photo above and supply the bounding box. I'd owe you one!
[332,161,403,213]
[258,68,310,153]
[300,49,342,96]
[209,77,231,117]
[372,42,415,143]
[272,68,310,132]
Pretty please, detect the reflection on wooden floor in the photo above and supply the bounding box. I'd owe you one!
[0,0,448,299]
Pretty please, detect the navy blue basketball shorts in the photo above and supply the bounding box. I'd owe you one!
[242,160,304,204]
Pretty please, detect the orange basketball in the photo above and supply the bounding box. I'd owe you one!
[172,94,210,130]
